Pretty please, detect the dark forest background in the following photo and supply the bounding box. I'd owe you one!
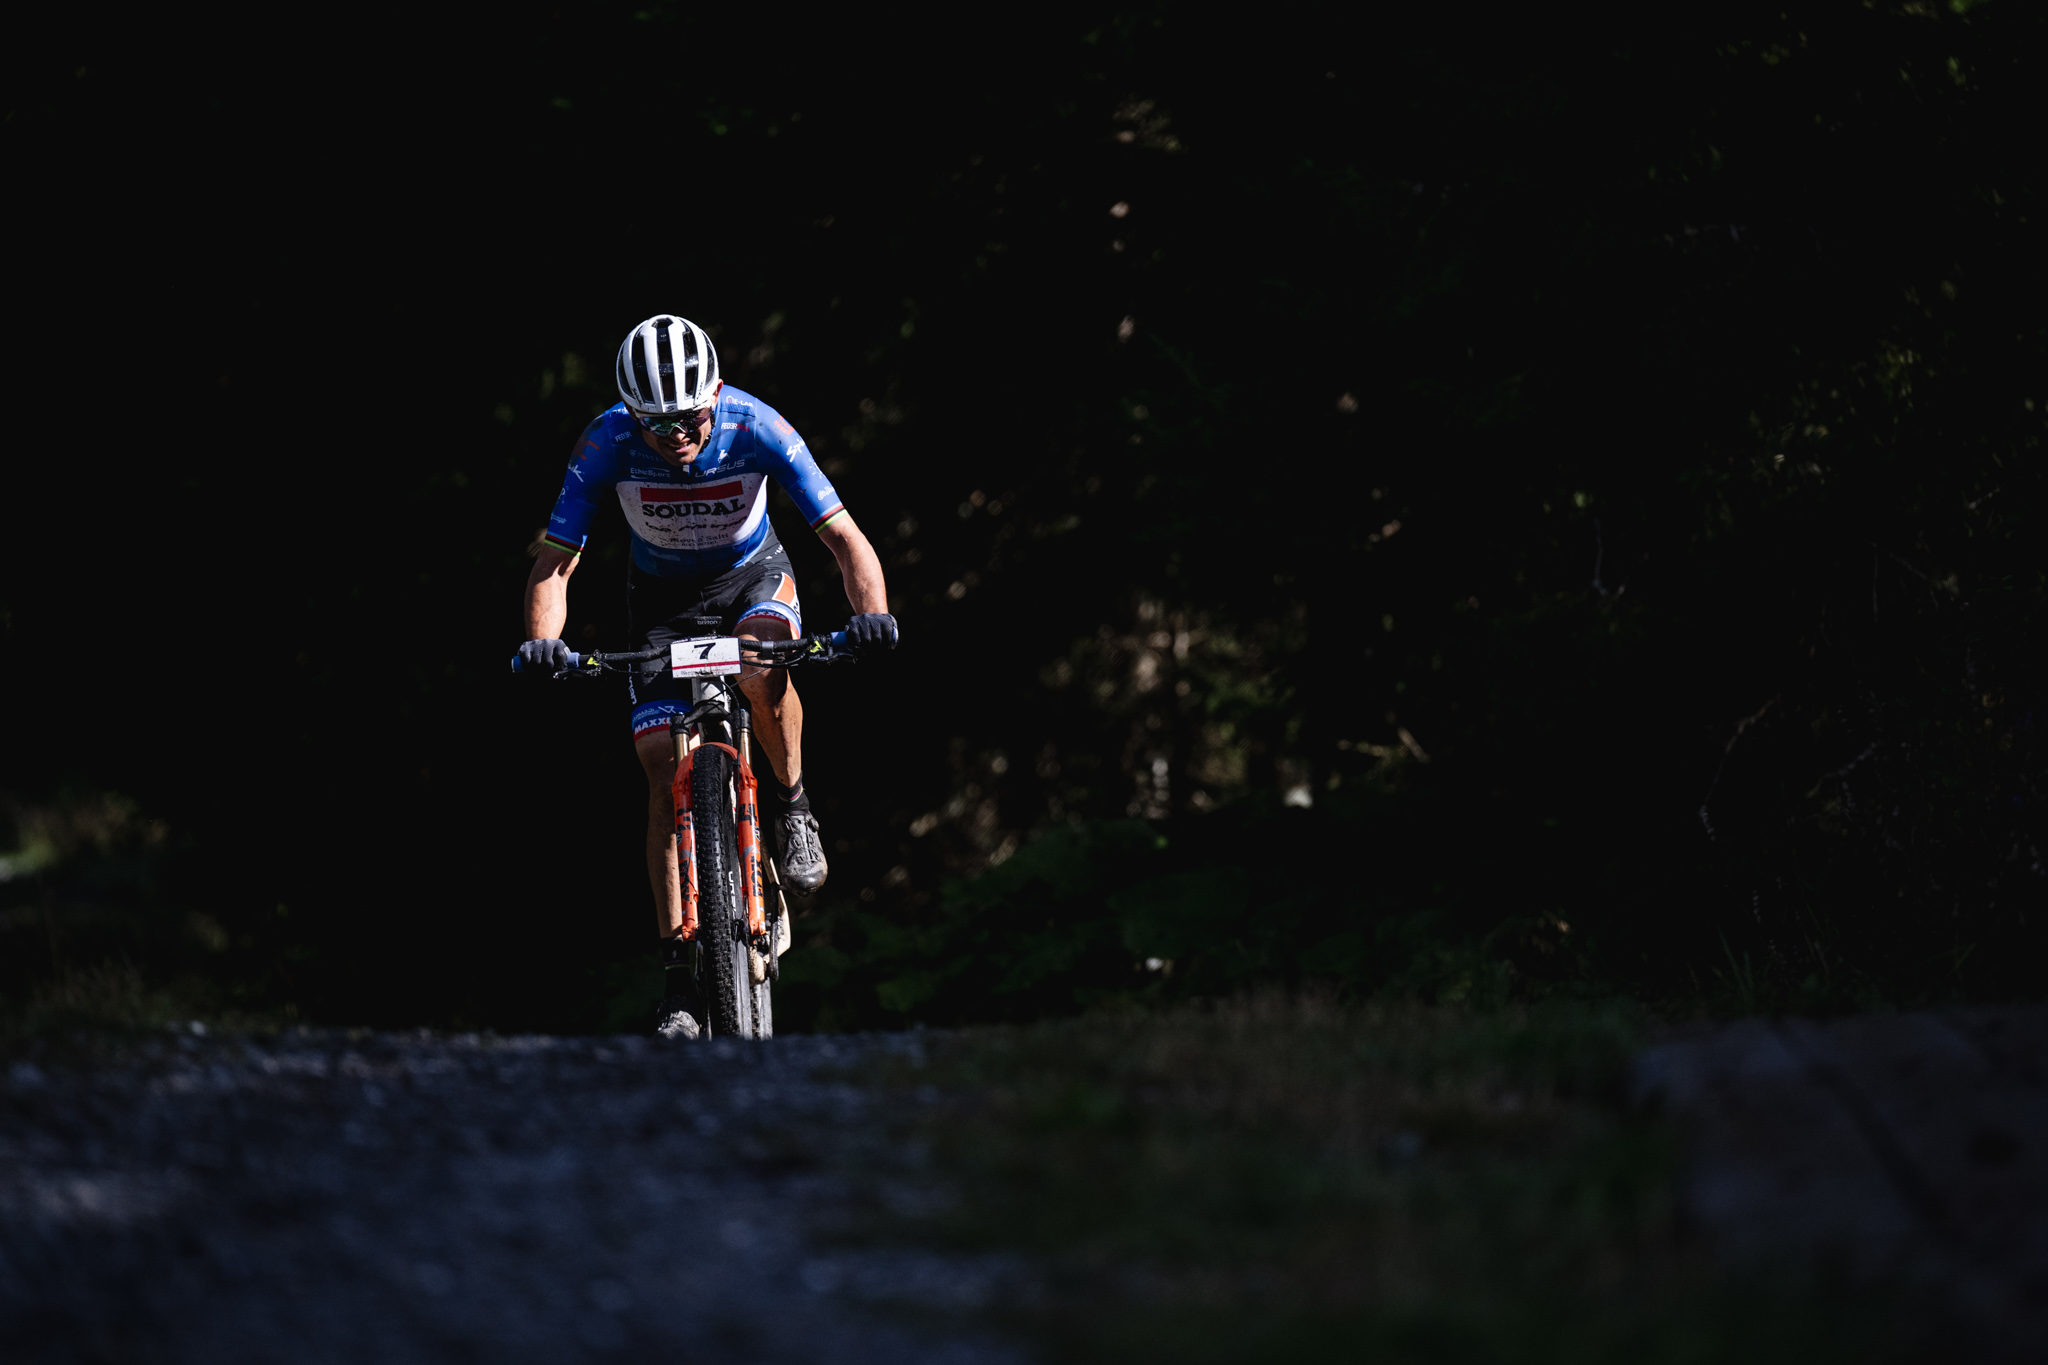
[4,1,2042,1034]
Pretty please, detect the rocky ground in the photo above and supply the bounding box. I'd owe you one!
[1,1028,1030,1365]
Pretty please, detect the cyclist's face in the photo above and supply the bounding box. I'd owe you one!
[637,404,714,466]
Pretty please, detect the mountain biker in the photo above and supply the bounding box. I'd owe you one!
[518,314,896,1031]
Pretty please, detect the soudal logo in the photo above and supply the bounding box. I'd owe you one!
[639,481,744,519]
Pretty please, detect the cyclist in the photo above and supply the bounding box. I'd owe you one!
[518,314,896,1033]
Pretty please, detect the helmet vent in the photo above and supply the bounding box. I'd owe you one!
[616,313,719,412]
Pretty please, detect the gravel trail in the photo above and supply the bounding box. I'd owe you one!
[1,1028,1033,1364]
[1634,1003,2048,1361]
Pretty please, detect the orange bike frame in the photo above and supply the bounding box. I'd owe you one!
[735,727,768,942]
[673,722,761,944]
[671,721,699,941]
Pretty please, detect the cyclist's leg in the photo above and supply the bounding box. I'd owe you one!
[722,544,826,893]
[625,569,713,940]
[633,716,687,938]
[735,612,801,790]
[634,694,703,1037]
[722,539,806,790]
[733,623,825,893]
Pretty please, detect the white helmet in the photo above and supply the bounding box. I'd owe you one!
[615,314,720,413]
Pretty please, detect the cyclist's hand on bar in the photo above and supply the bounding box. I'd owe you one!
[518,638,574,672]
[846,613,898,654]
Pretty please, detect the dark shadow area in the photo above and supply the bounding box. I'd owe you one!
[4,1,2043,1033]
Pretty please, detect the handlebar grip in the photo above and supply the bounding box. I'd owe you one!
[828,631,848,651]
[509,652,586,673]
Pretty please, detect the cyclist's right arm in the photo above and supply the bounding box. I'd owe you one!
[524,418,615,647]
[524,545,578,641]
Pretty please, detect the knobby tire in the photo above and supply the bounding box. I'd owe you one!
[691,744,753,1039]
[750,972,774,1036]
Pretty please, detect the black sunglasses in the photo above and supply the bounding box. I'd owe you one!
[635,406,710,436]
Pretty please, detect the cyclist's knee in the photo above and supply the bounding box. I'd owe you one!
[635,734,677,792]
[736,611,795,700]
[739,665,790,708]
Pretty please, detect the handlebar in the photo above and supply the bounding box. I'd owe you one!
[510,631,855,675]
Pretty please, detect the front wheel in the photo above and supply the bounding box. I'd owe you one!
[690,744,760,1038]
[749,971,773,1036]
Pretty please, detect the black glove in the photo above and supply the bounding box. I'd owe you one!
[845,613,898,654]
[517,638,574,673]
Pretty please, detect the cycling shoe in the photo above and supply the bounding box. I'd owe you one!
[776,796,828,895]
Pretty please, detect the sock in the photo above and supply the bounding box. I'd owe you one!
[774,776,806,807]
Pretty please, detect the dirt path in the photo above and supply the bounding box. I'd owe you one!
[10,1006,2044,1361]
[1633,1003,2048,1361]
[1,1029,1030,1364]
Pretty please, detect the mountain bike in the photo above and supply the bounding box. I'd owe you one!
[512,619,858,1039]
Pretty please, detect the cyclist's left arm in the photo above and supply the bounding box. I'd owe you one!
[749,397,890,620]
[817,514,889,616]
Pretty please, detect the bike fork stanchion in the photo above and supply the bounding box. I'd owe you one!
[761,855,788,984]
[734,708,769,951]
[670,711,700,943]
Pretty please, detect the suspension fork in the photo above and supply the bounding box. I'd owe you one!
[669,709,699,941]
[735,703,769,943]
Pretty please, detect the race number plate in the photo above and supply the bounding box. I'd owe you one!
[670,636,744,678]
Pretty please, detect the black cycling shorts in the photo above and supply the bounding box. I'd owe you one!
[625,534,804,743]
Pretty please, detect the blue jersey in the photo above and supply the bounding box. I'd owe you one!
[540,387,846,580]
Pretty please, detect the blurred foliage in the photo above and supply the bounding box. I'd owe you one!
[4,0,2043,1031]
[0,790,262,1036]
